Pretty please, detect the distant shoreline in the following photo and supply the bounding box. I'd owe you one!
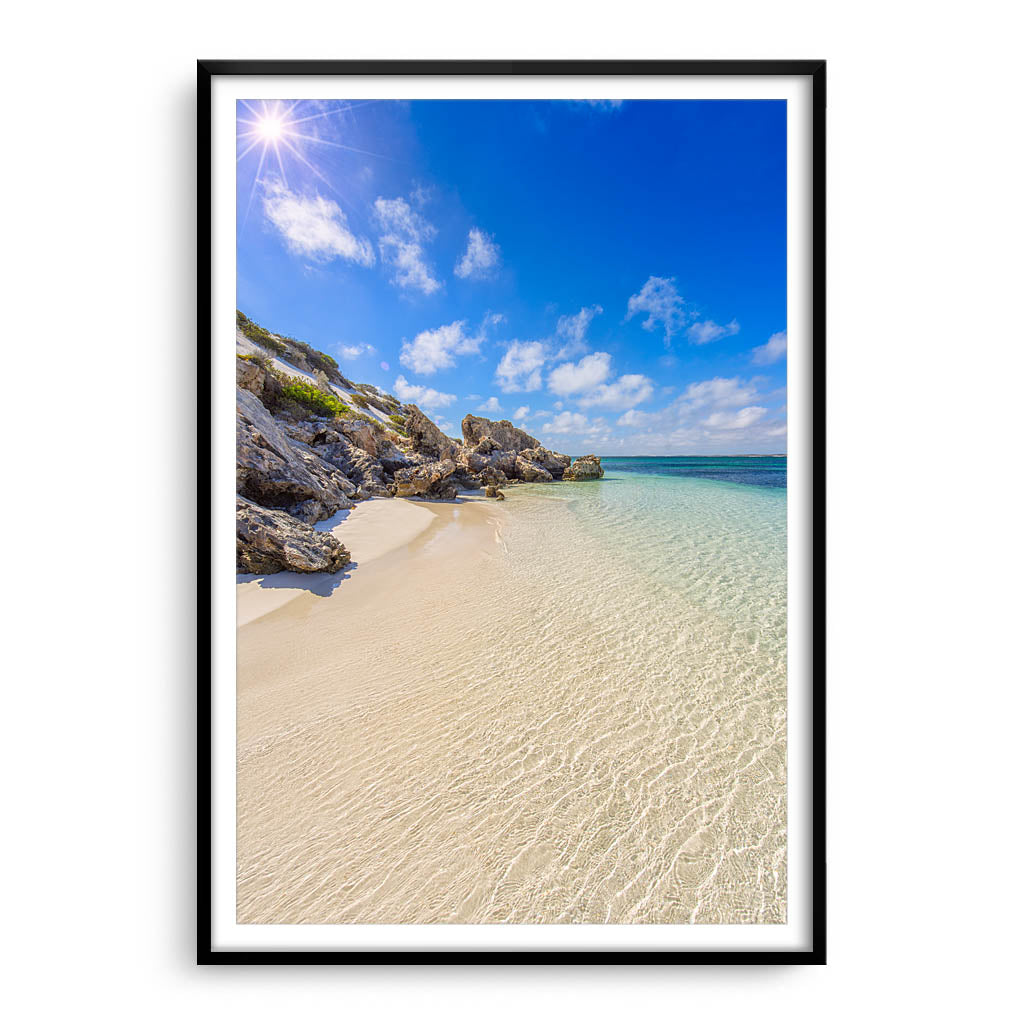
[596,453,787,459]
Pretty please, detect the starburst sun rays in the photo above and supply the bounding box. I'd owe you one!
[236,99,389,227]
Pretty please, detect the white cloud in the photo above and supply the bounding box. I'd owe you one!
[262,179,374,266]
[578,373,655,411]
[454,228,501,279]
[338,342,375,360]
[687,319,740,345]
[575,99,624,110]
[542,411,598,434]
[751,331,788,365]
[548,352,612,395]
[392,375,456,410]
[400,320,483,375]
[617,409,650,427]
[626,276,688,343]
[374,196,441,294]
[513,405,530,420]
[495,340,547,392]
[609,375,786,452]
[703,406,768,430]
[554,304,603,359]
[682,377,760,409]
[477,396,503,414]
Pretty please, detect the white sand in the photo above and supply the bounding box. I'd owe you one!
[236,497,439,627]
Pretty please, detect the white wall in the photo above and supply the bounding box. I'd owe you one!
[2,1,1020,1020]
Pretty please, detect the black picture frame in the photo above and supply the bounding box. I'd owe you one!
[198,58,826,966]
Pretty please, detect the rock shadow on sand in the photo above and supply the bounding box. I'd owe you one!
[237,560,359,599]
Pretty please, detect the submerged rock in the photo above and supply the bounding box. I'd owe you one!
[563,454,604,481]
[236,498,350,574]
[484,483,505,500]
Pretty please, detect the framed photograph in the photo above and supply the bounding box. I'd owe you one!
[199,59,825,963]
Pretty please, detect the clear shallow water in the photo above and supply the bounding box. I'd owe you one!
[599,454,787,489]
[237,461,787,925]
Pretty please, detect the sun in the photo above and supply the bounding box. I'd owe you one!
[257,117,284,141]
[237,98,391,229]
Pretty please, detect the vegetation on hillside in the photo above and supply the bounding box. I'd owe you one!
[277,375,352,418]
[236,310,288,356]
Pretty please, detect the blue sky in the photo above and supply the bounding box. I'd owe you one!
[237,98,787,454]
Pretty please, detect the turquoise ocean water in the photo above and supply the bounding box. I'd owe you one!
[482,455,789,921]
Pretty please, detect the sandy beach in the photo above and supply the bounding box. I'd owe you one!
[236,497,443,626]
[236,483,786,925]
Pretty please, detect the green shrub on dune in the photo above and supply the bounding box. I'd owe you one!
[236,310,287,356]
[277,376,351,418]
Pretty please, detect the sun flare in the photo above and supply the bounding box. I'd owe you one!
[257,117,283,140]
[237,99,389,228]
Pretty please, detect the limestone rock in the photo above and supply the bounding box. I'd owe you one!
[334,418,380,457]
[461,414,541,453]
[563,454,604,481]
[484,484,506,500]
[374,436,415,474]
[236,388,355,519]
[315,438,390,496]
[236,356,265,398]
[393,458,459,500]
[406,404,453,458]
[520,446,571,479]
[514,456,554,483]
[236,498,351,574]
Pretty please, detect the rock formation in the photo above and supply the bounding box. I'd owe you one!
[519,446,572,479]
[234,311,596,574]
[236,498,351,574]
[562,454,605,480]
[392,458,461,501]
[405,405,453,458]
[236,387,357,522]
[461,414,541,453]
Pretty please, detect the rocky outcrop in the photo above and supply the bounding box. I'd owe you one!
[236,498,351,574]
[313,437,390,497]
[234,312,589,573]
[519,446,571,479]
[458,438,517,484]
[334,418,380,457]
[514,456,553,483]
[393,458,460,500]
[236,388,356,521]
[373,436,416,474]
[563,454,604,481]
[236,355,266,398]
[406,405,453,458]
[461,414,541,453]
